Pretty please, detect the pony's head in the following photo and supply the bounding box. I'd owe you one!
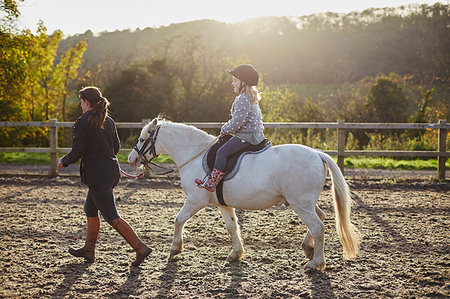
[128,117,162,167]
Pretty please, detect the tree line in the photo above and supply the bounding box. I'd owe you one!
[60,3,449,85]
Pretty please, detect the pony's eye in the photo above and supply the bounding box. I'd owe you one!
[138,138,145,143]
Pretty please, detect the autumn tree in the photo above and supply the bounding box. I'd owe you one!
[0,1,87,145]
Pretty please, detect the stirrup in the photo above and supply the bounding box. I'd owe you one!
[195,174,209,188]
[195,179,205,188]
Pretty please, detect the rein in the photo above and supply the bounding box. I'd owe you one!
[171,137,218,171]
[134,124,218,176]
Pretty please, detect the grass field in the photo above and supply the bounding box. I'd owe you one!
[0,152,448,171]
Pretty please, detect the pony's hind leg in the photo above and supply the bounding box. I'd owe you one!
[302,205,325,260]
[169,195,206,259]
[290,200,326,271]
[218,206,244,262]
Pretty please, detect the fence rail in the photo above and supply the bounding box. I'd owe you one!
[0,119,448,179]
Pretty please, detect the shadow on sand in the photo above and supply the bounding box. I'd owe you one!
[308,269,336,298]
[109,267,143,298]
[224,261,245,296]
[156,258,180,298]
[51,262,90,298]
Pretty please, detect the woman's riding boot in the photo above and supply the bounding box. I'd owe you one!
[69,216,100,263]
[111,218,151,267]
[196,168,225,192]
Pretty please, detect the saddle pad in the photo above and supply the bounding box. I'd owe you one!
[202,135,272,181]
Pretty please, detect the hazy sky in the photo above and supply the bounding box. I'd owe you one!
[15,0,446,36]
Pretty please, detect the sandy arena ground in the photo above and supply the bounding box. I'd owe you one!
[0,167,448,298]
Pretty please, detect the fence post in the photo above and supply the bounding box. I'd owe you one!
[49,119,58,177]
[438,119,447,180]
[337,120,346,174]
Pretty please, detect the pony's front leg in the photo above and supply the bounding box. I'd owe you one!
[218,206,244,262]
[169,195,206,259]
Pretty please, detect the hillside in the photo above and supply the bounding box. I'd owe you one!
[58,3,449,85]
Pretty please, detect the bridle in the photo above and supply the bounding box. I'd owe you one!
[133,124,218,176]
[135,125,160,165]
[134,125,173,175]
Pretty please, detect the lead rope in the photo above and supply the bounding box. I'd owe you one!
[119,167,145,179]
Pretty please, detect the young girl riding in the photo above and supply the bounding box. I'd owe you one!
[195,64,265,191]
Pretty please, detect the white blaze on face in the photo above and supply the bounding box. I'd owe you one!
[128,149,139,166]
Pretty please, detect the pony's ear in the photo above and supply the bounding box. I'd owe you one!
[150,118,158,129]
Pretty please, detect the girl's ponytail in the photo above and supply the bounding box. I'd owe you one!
[79,86,110,129]
[244,85,261,104]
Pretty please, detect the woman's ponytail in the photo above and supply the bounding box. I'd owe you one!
[79,86,110,129]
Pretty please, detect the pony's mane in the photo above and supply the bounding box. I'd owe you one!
[141,117,213,140]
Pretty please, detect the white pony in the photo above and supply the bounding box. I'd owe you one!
[128,118,360,270]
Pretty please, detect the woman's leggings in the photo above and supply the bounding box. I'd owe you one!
[214,136,251,172]
[84,183,120,224]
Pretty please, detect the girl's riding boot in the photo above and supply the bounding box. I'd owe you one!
[111,218,152,267]
[196,168,225,192]
[69,216,100,263]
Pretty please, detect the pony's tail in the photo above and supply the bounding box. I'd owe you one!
[317,151,360,259]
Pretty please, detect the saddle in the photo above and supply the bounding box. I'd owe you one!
[202,134,271,206]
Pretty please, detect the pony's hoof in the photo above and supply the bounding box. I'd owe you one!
[169,250,181,260]
[305,260,326,271]
[226,255,238,263]
[226,251,243,262]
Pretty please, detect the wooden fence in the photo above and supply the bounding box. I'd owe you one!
[0,119,448,179]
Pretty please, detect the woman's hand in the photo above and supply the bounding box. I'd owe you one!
[58,158,64,169]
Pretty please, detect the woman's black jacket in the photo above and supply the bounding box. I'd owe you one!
[62,111,120,187]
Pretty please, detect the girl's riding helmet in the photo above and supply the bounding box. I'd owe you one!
[227,64,259,86]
